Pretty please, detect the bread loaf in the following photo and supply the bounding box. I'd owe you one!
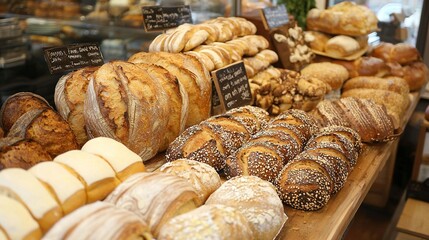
[81,137,145,182]
[301,62,349,91]
[311,97,397,143]
[342,76,410,97]
[84,61,169,160]
[29,161,87,215]
[0,168,63,232]
[158,159,222,203]
[128,52,211,128]
[387,61,428,91]
[206,176,287,240]
[305,30,331,52]
[325,35,361,58]
[54,150,120,203]
[55,66,98,146]
[0,92,50,134]
[105,172,201,238]
[306,1,378,36]
[371,42,420,65]
[7,108,79,158]
[329,56,390,78]
[0,137,51,170]
[158,204,253,240]
[0,195,42,240]
[44,201,153,240]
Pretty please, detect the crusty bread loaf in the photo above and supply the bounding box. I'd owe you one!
[0,195,42,240]
[44,201,153,240]
[301,62,349,90]
[0,168,63,233]
[387,61,428,91]
[341,88,408,129]
[328,56,390,78]
[305,31,331,52]
[224,105,270,135]
[128,52,210,128]
[81,137,145,182]
[306,1,378,36]
[311,97,397,143]
[342,76,410,97]
[0,92,51,134]
[325,35,361,58]
[105,172,201,238]
[85,61,169,160]
[55,66,98,146]
[7,108,79,158]
[371,42,420,65]
[158,204,253,240]
[158,159,221,203]
[29,161,87,215]
[54,150,120,203]
[206,176,287,240]
[0,137,51,170]
[269,109,320,141]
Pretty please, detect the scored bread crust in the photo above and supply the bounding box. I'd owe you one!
[55,66,99,146]
[85,61,169,160]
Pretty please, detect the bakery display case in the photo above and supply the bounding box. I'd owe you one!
[0,0,428,239]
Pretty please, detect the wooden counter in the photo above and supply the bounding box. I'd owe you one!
[145,92,421,240]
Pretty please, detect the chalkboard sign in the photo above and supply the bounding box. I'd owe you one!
[142,5,192,31]
[44,43,104,74]
[260,4,289,30]
[212,61,252,112]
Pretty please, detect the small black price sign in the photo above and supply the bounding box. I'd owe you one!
[44,43,104,74]
[142,5,192,32]
[212,61,252,112]
[260,4,289,30]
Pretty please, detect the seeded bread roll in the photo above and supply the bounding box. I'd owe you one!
[85,61,169,160]
[55,66,99,146]
[54,150,120,203]
[224,105,270,135]
[158,204,253,240]
[7,108,79,158]
[0,137,52,170]
[105,172,201,238]
[311,97,396,143]
[268,109,320,141]
[81,137,145,182]
[158,159,222,203]
[275,153,333,211]
[44,201,153,240]
[301,62,349,91]
[206,176,287,240]
[0,168,63,233]
[0,92,51,133]
[129,52,210,128]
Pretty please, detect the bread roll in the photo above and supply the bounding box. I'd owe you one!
[158,204,253,240]
[311,97,397,143]
[325,35,361,58]
[223,105,269,135]
[85,61,169,160]
[275,153,333,211]
[44,201,153,240]
[269,109,319,141]
[0,137,51,170]
[158,159,221,203]
[0,92,50,133]
[7,108,79,158]
[0,168,63,232]
[128,52,211,128]
[305,31,331,52]
[301,62,349,90]
[54,150,119,203]
[0,195,42,240]
[328,56,389,78]
[105,172,201,238]
[81,137,145,182]
[371,42,420,65]
[387,61,429,91]
[306,1,378,36]
[206,176,287,240]
[55,66,98,146]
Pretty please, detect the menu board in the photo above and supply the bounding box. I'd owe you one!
[211,61,252,112]
[44,43,104,74]
[142,5,192,31]
[260,4,289,30]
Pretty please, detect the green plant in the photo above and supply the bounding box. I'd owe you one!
[277,0,316,29]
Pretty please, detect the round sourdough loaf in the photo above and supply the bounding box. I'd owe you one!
[206,176,287,240]
[84,61,169,160]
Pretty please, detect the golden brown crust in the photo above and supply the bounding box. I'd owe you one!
[0,138,52,170]
[387,61,429,91]
[371,42,420,65]
[329,56,390,78]
[301,62,349,90]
